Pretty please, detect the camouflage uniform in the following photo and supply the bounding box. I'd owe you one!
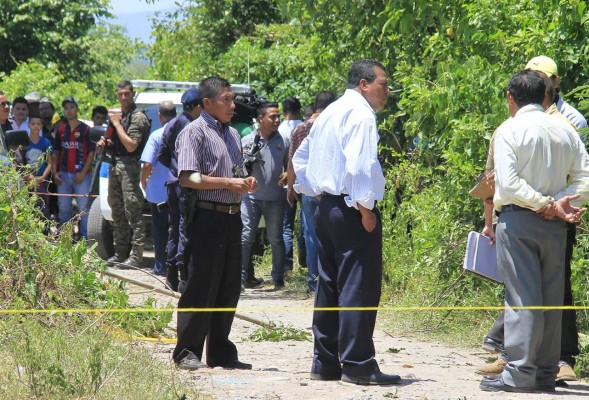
[107,105,150,260]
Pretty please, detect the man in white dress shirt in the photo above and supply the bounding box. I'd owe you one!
[479,69,589,393]
[293,59,400,386]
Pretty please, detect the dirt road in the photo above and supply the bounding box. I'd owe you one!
[119,267,589,400]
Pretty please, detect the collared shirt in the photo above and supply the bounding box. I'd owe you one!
[242,130,288,201]
[485,105,577,173]
[141,124,170,204]
[292,89,385,210]
[12,118,30,135]
[158,111,194,184]
[278,119,302,140]
[556,96,587,129]
[176,110,245,205]
[493,104,589,211]
[289,120,313,160]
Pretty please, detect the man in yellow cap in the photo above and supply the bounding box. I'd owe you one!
[526,55,587,128]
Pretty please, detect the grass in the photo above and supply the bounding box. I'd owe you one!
[0,316,208,400]
[247,322,312,342]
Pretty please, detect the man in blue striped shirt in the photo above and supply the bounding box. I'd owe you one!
[172,76,257,371]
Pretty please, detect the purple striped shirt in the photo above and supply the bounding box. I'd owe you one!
[176,110,245,205]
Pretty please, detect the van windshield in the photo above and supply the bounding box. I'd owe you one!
[136,103,183,134]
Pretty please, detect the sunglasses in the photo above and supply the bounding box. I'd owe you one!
[0,101,11,107]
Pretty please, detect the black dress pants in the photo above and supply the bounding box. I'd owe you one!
[311,194,382,377]
[172,208,243,365]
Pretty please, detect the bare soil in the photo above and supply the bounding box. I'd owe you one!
[118,266,589,400]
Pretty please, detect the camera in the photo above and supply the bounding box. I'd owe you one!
[243,131,264,175]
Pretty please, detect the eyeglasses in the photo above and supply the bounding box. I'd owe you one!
[0,101,11,107]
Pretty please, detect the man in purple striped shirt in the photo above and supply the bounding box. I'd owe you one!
[172,76,257,371]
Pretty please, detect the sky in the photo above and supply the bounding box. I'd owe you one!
[110,0,178,15]
[109,0,180,43]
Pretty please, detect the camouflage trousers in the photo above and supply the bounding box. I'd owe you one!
[107,157,145,255]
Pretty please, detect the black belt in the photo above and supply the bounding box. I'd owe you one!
[320,192,348,197]
[196,201,240,215]
[500,204,532,213]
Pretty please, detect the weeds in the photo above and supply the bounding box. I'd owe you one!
[247,322,311,342]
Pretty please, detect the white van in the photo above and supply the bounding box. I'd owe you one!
[88,80,258,259]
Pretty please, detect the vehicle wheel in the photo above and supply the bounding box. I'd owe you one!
[87,197,114,260]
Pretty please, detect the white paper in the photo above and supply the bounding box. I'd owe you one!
[463,231,503,284]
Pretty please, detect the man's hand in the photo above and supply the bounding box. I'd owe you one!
[245,176,257,193]
[108,112,122,128]
[482,224,495,244]
[277,172,287,187]
[358,204,377,233]
[73,171,85,184]
[141,178,147,191]
[227,177,257,194]
[53,171,63,185]
[553,195,586,223]
[97,137,112,148]
[361,210,377,233]
[287,190,297,208]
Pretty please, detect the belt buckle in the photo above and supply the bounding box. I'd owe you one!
[228,205,239,214]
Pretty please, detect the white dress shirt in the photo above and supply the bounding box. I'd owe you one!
[12,118,30,135]
[292,89,385,210]
[493,104,589,211]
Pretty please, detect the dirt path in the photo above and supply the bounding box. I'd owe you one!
[118,266,589,400]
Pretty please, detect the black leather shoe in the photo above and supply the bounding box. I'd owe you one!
[479,378,534,392]
[209,360,252,370]
[274,279,285,290]
[341,371,401,386]
[482,337,504,353]
[310,372,341,381]
[536,384,556,393]
[165,277,179,292]
[243,277,263,289]
[176,353,207,370]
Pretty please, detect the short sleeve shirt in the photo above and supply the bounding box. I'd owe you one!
[26,136,52,176]
[176,110,245,205]
[54,122,95,173]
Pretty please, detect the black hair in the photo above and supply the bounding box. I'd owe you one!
[506,70,546,108]
[282,97,301,113]
[347,59,386,89]
[542,74,555,104]
[117,79,134,91]
[13,96,28,106]
[313,91,337,111]
[198,76,231,107]
[256,101,279,117]
[92,105,108,118]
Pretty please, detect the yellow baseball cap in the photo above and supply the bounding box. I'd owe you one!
[525,56,558,78]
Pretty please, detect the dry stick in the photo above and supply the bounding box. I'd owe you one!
[102,270,271,328]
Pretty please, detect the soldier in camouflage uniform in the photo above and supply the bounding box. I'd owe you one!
[105,80,150,268]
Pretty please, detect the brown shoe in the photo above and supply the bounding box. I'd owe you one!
[557,361,577,381]
[475,358,507,376]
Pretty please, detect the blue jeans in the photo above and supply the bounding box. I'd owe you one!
[241,196,286,283]
[150,202,169,276]
[57,172,91,238]
[301,195,320,290]
[283,198,306,271]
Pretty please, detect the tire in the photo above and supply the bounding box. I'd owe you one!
[87,196,114,260]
